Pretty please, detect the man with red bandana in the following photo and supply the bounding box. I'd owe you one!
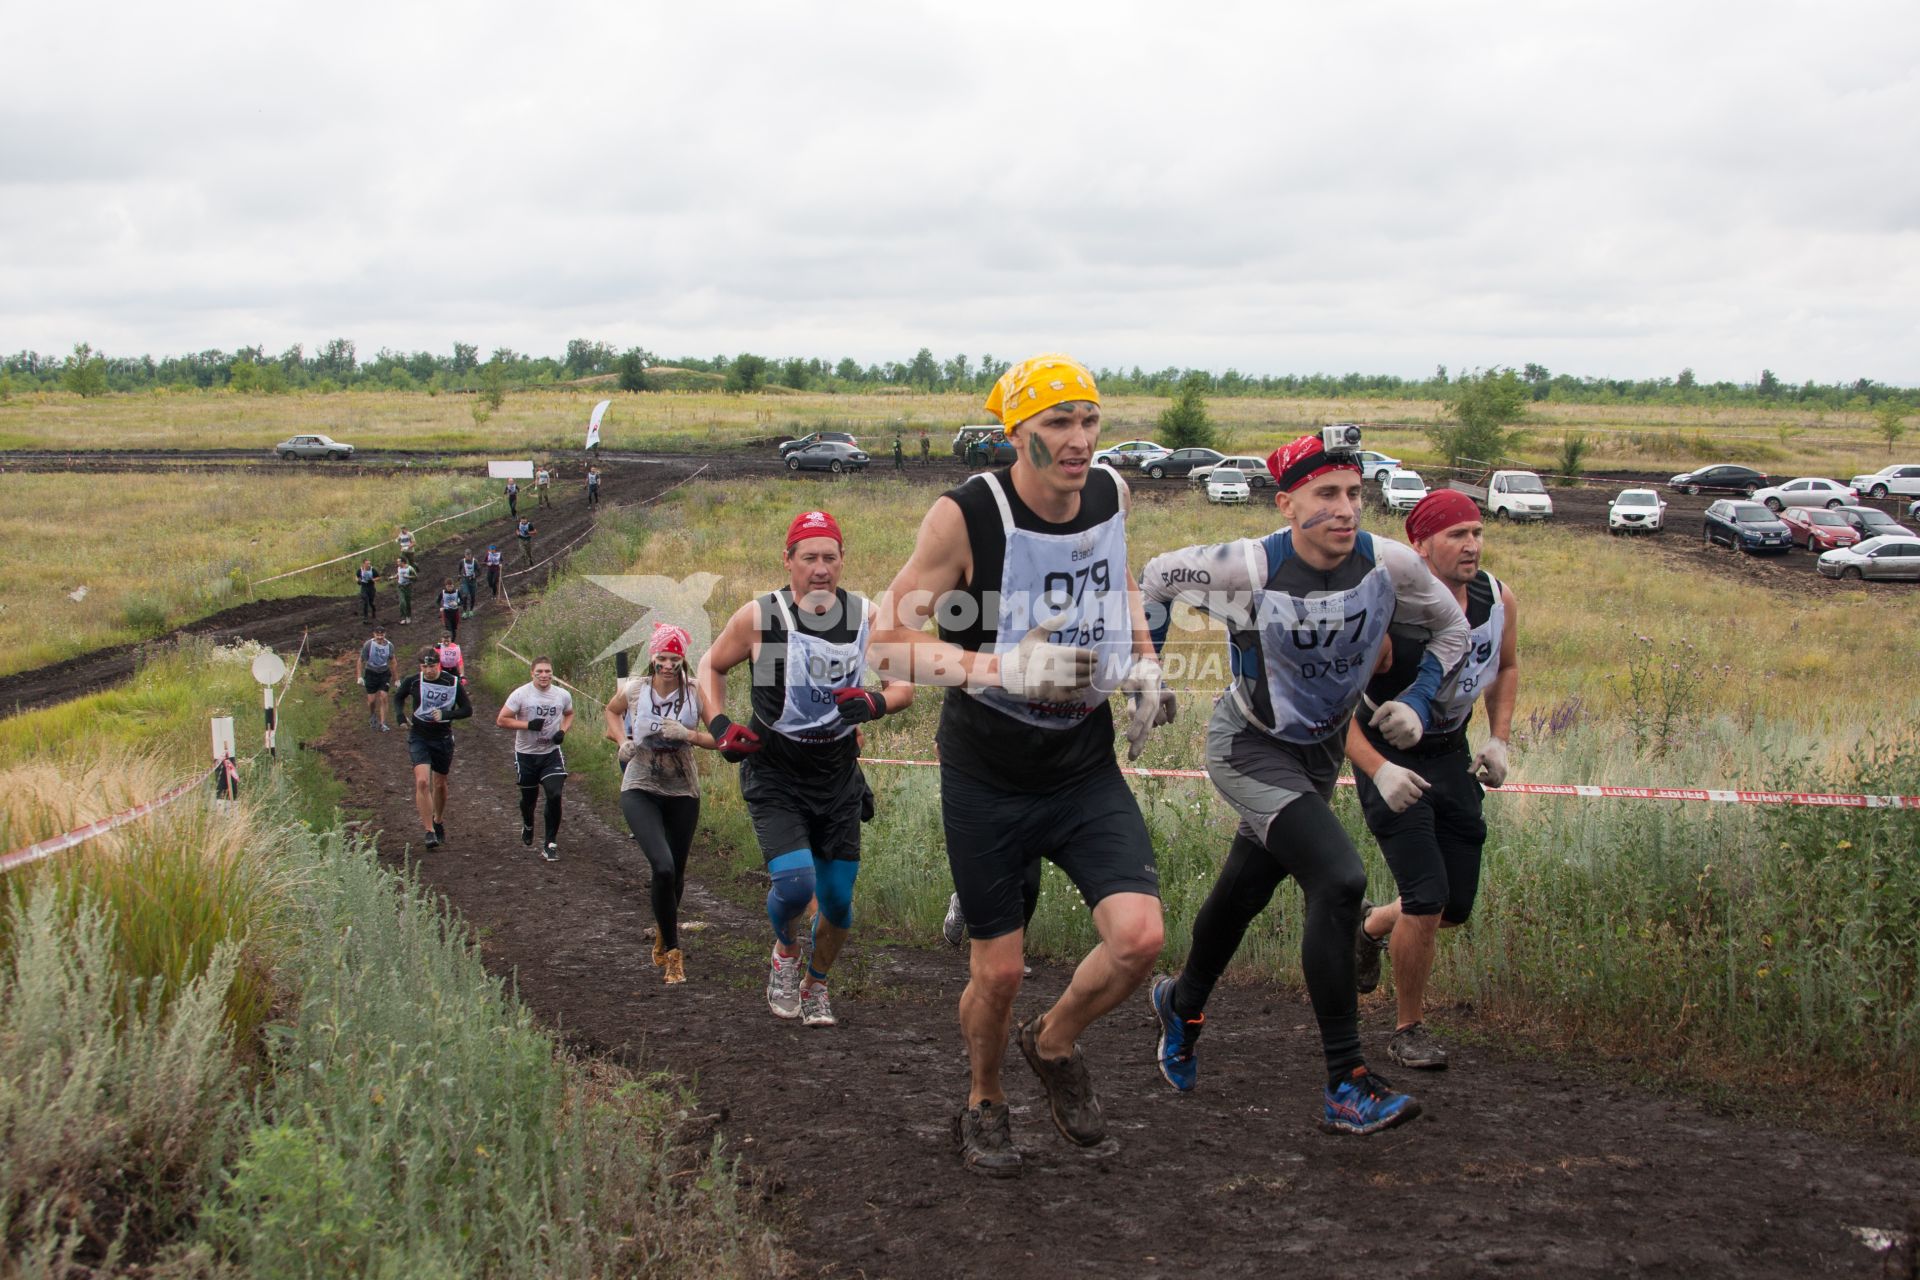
[874,353,1175,1178]
[1346,488,1519,1071]
[696,510,913,1029]
[1136,432,1468,1135]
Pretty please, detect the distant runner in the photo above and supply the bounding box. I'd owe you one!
[393,645,472,849]
[438,579,463,641]
[535,465,553,509]
[920,433,931,467]
[393,557,417,625]
[397,526,416,557]
[498,656,575,863]
[505,477,520,518]
[586,465,602,507]
[436,630,464,681]
[485,544,503,599]
[873,354,1175,1178]
[356,559,379,621]
[893,436,905,472]
[358,624,394,731]
[1136,432,1468,1136]
[697,509,913,1029]
[458,552,480,617]
[516,517,535,567]
[606,624,718,984]
[1348,489,1519,1071]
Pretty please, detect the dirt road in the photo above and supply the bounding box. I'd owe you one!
[312,604,1919,1279]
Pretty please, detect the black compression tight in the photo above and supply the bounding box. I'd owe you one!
[1172,794,1369,1080]
[620,789,701,951]
[519,776,564,843]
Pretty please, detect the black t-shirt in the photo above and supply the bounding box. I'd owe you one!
[936,468,1122,792]
[747,586,864,784]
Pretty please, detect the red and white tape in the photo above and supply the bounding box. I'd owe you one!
[0,766,217,875]
[856,757,1920,809]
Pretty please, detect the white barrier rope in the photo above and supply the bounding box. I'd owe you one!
[0,767,219,874]
[248,496,502,588]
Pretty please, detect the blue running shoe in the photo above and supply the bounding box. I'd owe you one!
[1151,975,1203,1092]
[1322,1067,1421,1135]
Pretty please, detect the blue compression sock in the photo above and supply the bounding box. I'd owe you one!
[766,850,815,945]
[812,855,858,930]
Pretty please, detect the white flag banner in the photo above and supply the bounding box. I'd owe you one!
[587,399,610,450]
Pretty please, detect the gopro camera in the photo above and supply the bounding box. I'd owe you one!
[1321,423,1363,455]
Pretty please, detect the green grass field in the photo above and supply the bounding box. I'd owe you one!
[0,469,494,677]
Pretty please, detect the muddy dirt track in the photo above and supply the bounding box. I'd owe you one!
[310,597,1920,1280]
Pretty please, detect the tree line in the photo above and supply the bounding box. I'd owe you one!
[3,340,1914,413]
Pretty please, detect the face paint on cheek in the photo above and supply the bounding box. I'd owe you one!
[1300,508,1337,530]
[1027,433,1053,469]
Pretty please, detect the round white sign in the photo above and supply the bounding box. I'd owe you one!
[251,651,287,686]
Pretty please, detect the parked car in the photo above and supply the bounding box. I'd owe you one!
[1450,470,1553,521]
[274,433,354,460]
[1702,500,1792,554]
[1848,463,1920,500]
[1190,455,1274,489]
[1816,535,1920,581]
[1668,464,1768,497]
[1779,505,1862,551]
[1752,477,1857,511]
[1830,505,1912,541]
[780,431,858,458]
[1141,447,1224,480]
[1380,470,1430,512]
[784,441,869,474]
[950,425,1005,459]
[1909,498,1920,521]
[1094,440,1168,469]
[1355,450,1402,484]
[950,427,1016,465]
[1206,466,1251,504]
[1607,488,1667,533]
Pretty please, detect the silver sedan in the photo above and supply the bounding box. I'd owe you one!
[1816,535,1920,581]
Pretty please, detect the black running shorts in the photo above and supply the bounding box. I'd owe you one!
[1353,737,1486,924]
[941,764,1159,941]
[406,734,455,775]
[514,748,567,789]
[739,757,864,863]
[362,669,391,693]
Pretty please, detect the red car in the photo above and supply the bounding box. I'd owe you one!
[1780,505,1862,551]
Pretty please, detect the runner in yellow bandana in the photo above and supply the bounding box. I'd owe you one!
[985,354,1100,432]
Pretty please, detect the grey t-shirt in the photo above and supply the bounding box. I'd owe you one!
[503,682,573,756]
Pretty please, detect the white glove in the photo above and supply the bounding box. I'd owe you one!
[1120,657,1177,762]
[1371,760,1432,813]
[1471,736,1510,788]
[1369,700,1423,750]
[657,719,694,744]
[999,612,1097,702]
[617,740,640,765]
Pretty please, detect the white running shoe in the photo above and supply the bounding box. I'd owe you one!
[766,949,802,1019]
[942,892,968,947]
[800,983,837,1028]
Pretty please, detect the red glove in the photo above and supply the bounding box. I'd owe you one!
[833,687,888,725]
[709,714,762,763]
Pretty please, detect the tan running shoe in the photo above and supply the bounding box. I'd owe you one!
[663,949,685,985]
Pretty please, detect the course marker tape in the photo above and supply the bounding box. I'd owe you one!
[855,757,1920,808]
[249,497,502,587]
[0,766,217,875]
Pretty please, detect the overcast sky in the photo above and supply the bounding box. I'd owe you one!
[5,1,1917,383]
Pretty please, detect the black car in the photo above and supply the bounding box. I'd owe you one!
[1703,500,1792,554]
[1669,464,1768,497]
[1141,448,1225,480]
[779,431,857,458]
[1830,505,1913,541]
[785,441,869,473]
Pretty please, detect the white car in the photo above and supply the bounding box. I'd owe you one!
[1608,488,1667,533]
[1356,450,1402,484]
[1850,463,1920,501]
[1380,470,1429,512]
[1191,454,1273,489]
[1815,535,1920,581]
[1207,466,1251,504]
[1752,477,1857,512]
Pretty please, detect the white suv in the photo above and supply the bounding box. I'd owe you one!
[1380,470,1430,512]
[1849,464,1920,500]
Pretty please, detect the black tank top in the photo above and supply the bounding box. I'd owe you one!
[936,468,1122,791]
[749,587,863,782]
[1363,569,1496,743]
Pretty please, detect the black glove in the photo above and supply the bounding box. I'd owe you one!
[549,729,565,744]
[833,687,888,725]
[709,714,762,764]
[860,782,875,824]
[525,717,545,732]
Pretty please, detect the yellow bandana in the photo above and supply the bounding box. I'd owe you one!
[984,353,1100,432]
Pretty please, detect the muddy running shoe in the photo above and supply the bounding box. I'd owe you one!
[651,934,669,968]
[1151,975,1204,1093]
[433,821,446,844]
[1355,899,1389,995]
[1388,1023,1449,1070]
[423,830,440,850]
[941,892,968,947]
[1322,1067,1421,1135]
[542,842,559,864]
[1017,1017,1106,1146]
[521,822,534,847]
[662,949,685,986]
[954,1100,1022,1178]
[800,983,837,1027]
[766,950,802,1019]
[378,721,391,733]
